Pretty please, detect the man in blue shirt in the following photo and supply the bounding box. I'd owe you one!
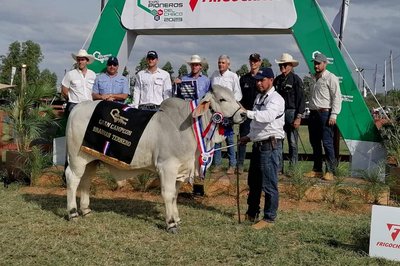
[92,56,130,103]
[174,54,210,100]
[174,55,210,196]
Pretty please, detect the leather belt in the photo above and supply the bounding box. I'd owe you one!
[311,108,331,113]
[138,104,160,110]
[254,136,282,146]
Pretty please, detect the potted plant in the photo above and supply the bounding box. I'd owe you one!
[1,81,58,185]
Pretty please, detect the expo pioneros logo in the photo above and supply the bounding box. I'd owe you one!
[137,0,184,22]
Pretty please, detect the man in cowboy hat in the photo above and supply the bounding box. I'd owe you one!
[133,50,172,111]
[173,54,210,100]
[304,52,342,181]
[61,49,96,117]
[174,54,211,196]
[273,53,305,171]
[61,49,96,184]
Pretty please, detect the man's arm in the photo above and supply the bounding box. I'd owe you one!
[132,73,141,108]
[61,85,69,100]
[232,73,242,101]
[163,73,173,99]
[293,75,305,129]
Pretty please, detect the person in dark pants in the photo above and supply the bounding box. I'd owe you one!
[304,53,342,181]
[239,67,285,230]
[273,53,305,171]
[237,53,262,174]
[61,49,96,184]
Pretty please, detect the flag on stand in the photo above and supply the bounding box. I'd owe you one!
[332,0,351,38]
[373,64,377,95]
[383,60,387,94]
[390,50,395,90]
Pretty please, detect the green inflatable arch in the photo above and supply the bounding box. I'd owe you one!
[85,0,385,175]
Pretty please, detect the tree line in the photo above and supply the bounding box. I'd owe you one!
[3,40,396,110]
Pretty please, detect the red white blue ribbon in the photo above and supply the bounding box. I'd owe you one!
[190,100,223,178]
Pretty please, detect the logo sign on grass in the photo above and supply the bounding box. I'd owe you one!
[370,205,400,261]
[121,0,297,30]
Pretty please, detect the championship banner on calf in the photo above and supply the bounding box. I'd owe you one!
[81,101,155,168]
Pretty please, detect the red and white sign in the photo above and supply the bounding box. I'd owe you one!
[121,0,296,30]
[370,205,400,261]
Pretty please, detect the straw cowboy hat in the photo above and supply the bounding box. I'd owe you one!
[187,55,206,66]
[71,49,95,64]
[275,53,299,67]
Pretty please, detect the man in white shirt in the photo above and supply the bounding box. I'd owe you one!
[240,67,285,230]
[210,55,242,174]
[133,51,172,111]
[61,49,96,117]
[61,49,96,184]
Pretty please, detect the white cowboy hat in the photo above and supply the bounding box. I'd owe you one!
[71,49,95,64]
[187,55,206,65]
[275,53,299,67]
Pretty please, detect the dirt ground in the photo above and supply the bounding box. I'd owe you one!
[18,167,376,216]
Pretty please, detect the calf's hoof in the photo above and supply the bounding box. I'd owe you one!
[68,208,80,221]
[167,225,179,234]
[81,208,92,217]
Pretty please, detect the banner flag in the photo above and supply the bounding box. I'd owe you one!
[332,0,350,38]
[373,64,377,95]
[384,60,387,93]
[390,50,395,90]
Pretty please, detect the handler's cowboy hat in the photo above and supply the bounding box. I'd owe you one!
[71,49,95,64]
[275,53,299,67]
[187,55,206,66]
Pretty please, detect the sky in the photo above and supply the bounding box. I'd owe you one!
[0,0,399,94]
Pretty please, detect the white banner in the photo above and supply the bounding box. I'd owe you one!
[370,205,400,261]
[121,0,296,30]
[332,0,350,38]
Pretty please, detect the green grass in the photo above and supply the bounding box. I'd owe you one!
[0,184,398,265]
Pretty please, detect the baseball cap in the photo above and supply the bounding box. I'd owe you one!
[249,53,261,61]
[312,53,328,63]
[146,51,158,59]
[254,67,274,80]
[107,56,119,66]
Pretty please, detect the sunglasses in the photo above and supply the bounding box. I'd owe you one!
[279,63,290,68]
[77,57,87,62]
[107,63,118,67]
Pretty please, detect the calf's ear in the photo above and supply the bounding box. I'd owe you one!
[192,93,212,117]
[192,101,210,118]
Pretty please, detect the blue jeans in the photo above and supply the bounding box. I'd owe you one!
[237,119,252,167]
[283,109,299,166]
[308,110,337,173]
[213,133,237,167]
[247,139,282,221]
